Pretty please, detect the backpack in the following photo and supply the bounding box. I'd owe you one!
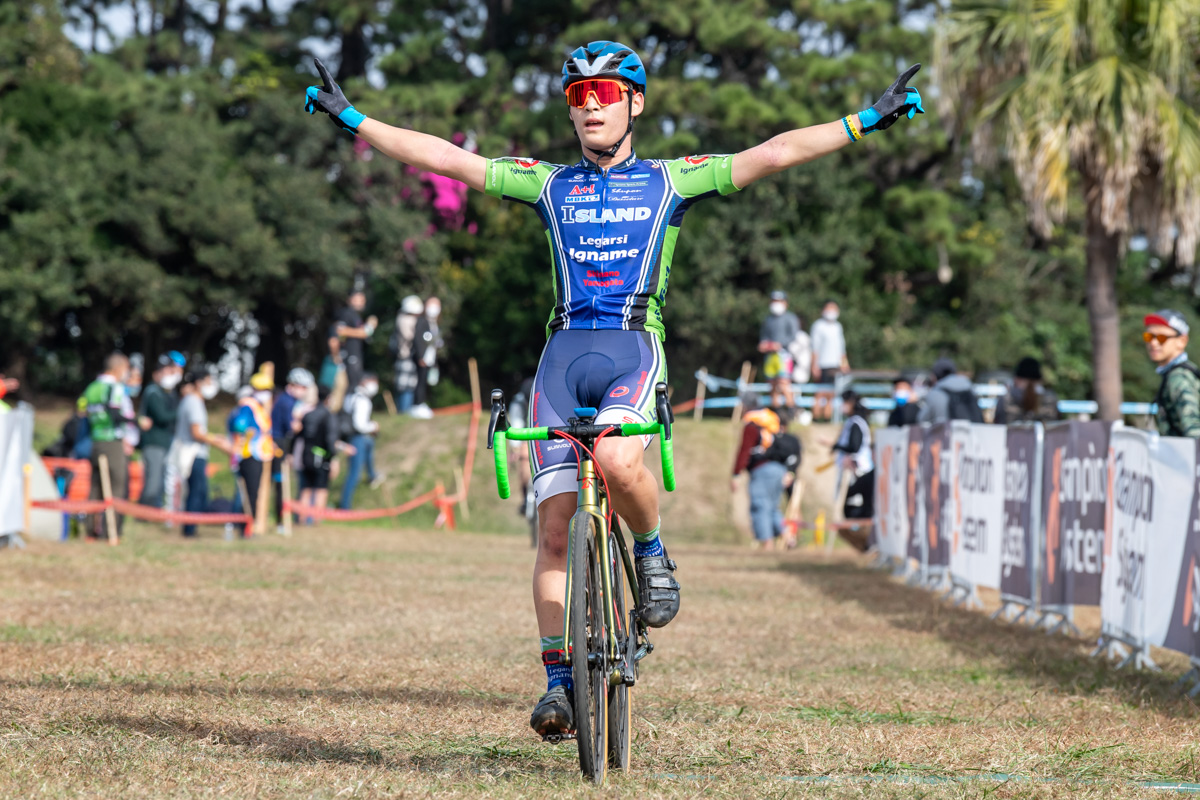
[338,408,356,441]
[763,432,801,469]
[946,388,984,423]
[1156,362,1200,435]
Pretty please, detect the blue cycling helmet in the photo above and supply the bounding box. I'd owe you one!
[562,41,646,95]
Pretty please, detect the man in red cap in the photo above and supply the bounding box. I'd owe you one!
[1144,309,1200,437]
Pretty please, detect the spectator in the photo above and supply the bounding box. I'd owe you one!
[918,358,982,424]
[887,377,922,427]
[332,289,378,399]
[173,369,234,537]
[758,290,801,408]
[1144,310,1200,437]
[810,300,849,421]
[271,368,314,532]
[229,368,276,537]
[732,405,801,550]
[410,296,443,419]
[137,353,183,508]
[389,295,424,413]
[340,373,387,509]
[822,390,874,521]
[79,353,136,540]
[122,359,143,449]
[788,315,813,406]
[297,384,349,523]
[994,357,1060,425]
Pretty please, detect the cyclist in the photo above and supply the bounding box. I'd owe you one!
[305,43,923,738]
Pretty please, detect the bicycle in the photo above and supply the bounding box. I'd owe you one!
[487,382,676,783]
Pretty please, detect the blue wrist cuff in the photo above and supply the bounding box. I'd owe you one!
[858,107,881,134]
[338,105,366,133]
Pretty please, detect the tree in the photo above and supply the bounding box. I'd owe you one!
[938,0,1200,418]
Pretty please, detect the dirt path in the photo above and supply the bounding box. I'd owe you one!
[1,526,1197,798]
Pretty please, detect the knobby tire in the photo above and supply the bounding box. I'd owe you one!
[569,511,607,783]
[607,524,632,772]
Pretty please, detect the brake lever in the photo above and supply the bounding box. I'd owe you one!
[487,389,508,450]
[654,382,673,440]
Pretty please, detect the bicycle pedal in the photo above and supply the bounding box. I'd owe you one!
[541,732,577,744]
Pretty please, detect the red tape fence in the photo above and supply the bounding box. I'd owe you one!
[33,394,484,536]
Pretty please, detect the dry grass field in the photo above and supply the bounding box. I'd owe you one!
[3,519,1200,799]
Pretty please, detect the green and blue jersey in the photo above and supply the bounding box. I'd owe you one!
[485,152,740,339]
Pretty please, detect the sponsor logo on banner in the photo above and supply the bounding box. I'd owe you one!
[873,427,909,560]
[906,426,926,563]
[1040,422,1110,607]
[1001,427,1038,602]
[922,425,951,568]
[1160,440,1200,655]
[950,423,1005,590]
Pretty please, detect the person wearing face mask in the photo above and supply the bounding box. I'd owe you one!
[758,291,801,409]
[810,300,850,421]
[271,368,315,532]
[172,369,235,537]
[887,377,922,427]
[79,352,137,540]
[137,353,185,508]
[408,297,443,420]
[229,368,276,537]
[389,295,425,413]
[340,373,386,508]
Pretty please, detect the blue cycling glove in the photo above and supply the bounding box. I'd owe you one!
[305,57,366,135]
[857,64,925,136]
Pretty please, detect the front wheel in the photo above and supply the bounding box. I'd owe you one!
[607,526,632,771]
[569,511,608,783]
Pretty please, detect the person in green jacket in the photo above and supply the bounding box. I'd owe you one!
[1144,309,1200,438]
[80,353,136,539]
[137,352,185,508]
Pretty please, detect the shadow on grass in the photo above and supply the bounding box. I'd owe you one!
[781,559,1200,718]
[92,712,576,777]
[97,712,390,765]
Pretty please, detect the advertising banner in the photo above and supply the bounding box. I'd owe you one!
[1040,422,1110,607]
[1154,437,1200,655]
[922,424,952,569]
[906,426,926,565]
[1000,426,1040,603]
[0,405,32,536]
[1100,427,1154,644]
[950,423,1006,590]
[873,426,910,561]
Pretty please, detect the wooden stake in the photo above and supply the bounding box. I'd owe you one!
[694,367,707,422]
[98,454,118,546]
[783,475,804,548]
[281,459,293,537]
[468,357,481,410]
[454,465,470,521]
[382,389,398,416]
[254,455,272,536]
[22,463,32,536]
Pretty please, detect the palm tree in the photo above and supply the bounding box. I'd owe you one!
[937,0,1200,419]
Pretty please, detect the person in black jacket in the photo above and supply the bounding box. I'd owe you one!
[296,385,350,524]
[887,377,922,427]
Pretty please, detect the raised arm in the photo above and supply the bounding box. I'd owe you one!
[731,65,924,189]
[305,59,487,192]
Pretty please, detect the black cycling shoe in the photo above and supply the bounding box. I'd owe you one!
[636,551,681,628]
[530,685,574,737]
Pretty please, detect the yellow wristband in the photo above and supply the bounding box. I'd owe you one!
[845,115,862,141]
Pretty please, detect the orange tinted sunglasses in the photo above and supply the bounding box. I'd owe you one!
[1143,331,1182,344]
[565,79,629,108]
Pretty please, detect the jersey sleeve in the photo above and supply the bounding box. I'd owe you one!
[484,158,558,204]
[664,154,740,201]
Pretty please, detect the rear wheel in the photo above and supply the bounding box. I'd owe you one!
[607,527,632,771]
[569,511,607,783]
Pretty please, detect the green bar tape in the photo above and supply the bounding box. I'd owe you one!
[506,427,549,441]
[660,435,676,492]
[493,431,510,499]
